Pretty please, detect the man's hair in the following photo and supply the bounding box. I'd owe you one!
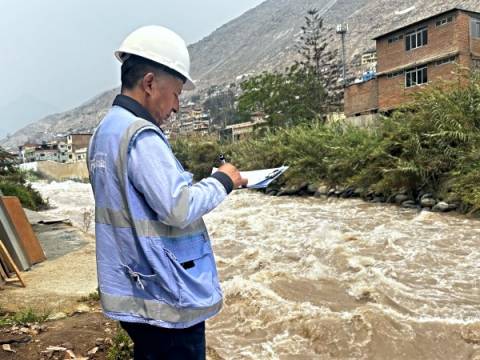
[120,54,186,91]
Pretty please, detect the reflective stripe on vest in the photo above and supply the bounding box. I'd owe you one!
[95,207,207,238]
[100,291,222,324]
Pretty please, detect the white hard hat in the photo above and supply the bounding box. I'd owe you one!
[115,25,195,90]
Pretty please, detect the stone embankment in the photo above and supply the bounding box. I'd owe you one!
[34,161,89,181]
[266,183,464,214]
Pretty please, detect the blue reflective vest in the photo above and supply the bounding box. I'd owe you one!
[88,103,226,329]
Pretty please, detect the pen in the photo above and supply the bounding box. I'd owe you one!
[219,153,226,165]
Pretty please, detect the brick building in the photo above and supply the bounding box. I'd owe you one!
[344,7,480,117]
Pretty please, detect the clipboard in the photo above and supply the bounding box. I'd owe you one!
[212,166,289,189]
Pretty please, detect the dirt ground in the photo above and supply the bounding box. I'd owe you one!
[0,304,224,360]
[0,210,110,359]
[0,307,114,360]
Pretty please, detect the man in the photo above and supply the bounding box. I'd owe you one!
[87,25,247,359]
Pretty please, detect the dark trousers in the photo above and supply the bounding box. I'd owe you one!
[120,321,206,360]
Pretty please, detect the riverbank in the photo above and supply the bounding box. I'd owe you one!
[172,73,480,218]
[263,182,468,215]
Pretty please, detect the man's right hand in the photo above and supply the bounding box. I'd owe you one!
[217,163,248,189]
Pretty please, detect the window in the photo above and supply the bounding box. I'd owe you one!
[388,34,404,44]
[435,56,457,66]
[473,59,480,71]
[436,15,454,27]
[387,70,404,78]
[473,20,480,38]
[405,27,428,51]
[405,67,428,88]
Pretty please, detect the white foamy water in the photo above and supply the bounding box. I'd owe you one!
[33,182,480,359]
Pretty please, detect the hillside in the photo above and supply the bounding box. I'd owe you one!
[2,0,479,149]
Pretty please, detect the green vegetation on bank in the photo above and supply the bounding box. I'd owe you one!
[106,325,133,360]
[172,71,480,214]
[0,149,49,210]
[0,308,50,327]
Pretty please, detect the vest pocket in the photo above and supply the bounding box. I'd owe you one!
[140,244,182,304]
[162,235,220,308]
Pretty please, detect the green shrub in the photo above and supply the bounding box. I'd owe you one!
[0,181,49,211]
[106,324,133,360]
[0,147,49,210]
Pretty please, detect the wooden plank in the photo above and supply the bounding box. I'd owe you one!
[0,241,25,287]
[0,202,30,271]
[0,261,6,287]
[1,197,46,264]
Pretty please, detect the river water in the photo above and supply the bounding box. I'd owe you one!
[33,181,480,359]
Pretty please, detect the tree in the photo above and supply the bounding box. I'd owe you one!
[295,8,343,109]
[203,90,247,128]
[238,65,328,129]
[0,147,16,174]
[237,9,344,129]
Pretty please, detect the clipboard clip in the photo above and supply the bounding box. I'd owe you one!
[265,169,282,180]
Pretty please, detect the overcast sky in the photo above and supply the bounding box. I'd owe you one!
[0,0,264,136]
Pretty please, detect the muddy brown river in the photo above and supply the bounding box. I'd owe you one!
[33,181,480,359]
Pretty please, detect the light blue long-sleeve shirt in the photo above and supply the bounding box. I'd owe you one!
[128,130,227,229]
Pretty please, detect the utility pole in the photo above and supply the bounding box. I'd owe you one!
[336,23,348,87]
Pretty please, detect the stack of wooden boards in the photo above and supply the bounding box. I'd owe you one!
[0,196,47,287]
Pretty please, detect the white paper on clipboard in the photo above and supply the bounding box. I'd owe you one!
[212,166,289,189]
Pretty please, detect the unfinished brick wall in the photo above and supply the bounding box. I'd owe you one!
[346,9,480,115]
[376,10,465,73]
[376,10,476,111]
[344,79,378,116]
[378,62,462,111]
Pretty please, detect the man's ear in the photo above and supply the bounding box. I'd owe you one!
[142,72,156,96]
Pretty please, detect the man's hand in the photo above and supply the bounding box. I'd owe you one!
[218,163,248,189]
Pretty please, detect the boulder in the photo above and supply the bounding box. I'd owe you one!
[340,188,355,198]
[420,193,434,200]
[353,188,365,197]
[432,201,450,212]
[306,184,318,195]
[401,200,418,209]
[447,203,458,211]
[315,185,329,196]
[420,197,436,208]
[265,188,278,196]
[395,194,410,204]
[47,312,67,321]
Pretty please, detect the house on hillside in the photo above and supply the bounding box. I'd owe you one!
[66,133,92,162]
[344,7,480,118]
[18,132,92,164]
